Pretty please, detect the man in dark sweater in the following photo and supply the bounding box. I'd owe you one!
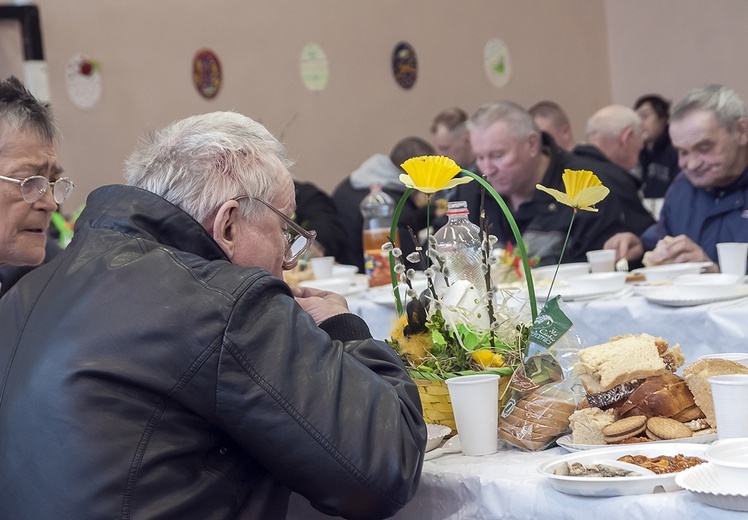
[453,100,648,266]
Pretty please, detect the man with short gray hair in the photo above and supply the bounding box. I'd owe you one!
[0,111,426,519]
[605,84,748,269]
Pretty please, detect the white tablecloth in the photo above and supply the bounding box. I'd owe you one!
[286,444,745,519]
[346,289,748,361]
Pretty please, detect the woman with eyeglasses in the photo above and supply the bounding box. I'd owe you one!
[0,76,72,272]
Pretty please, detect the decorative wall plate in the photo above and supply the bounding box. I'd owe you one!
[192,48,222,99]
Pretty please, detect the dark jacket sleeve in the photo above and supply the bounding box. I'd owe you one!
[216,275,426,520]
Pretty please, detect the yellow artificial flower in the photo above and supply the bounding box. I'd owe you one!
[536,169,609,212]
[471,349,505,368]
[400,155,473,194]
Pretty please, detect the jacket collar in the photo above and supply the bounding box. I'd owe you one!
[76,185,230,262]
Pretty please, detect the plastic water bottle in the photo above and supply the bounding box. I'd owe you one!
[433,201,485,295]
[360,184,398,286]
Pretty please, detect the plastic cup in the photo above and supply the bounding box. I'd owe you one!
[709,374,748,439]
[586,249,616,273]
[310,256,335,279]
[445,374,500,456]
[717,242,748,275]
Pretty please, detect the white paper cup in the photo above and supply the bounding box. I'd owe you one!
[585,249,616,273]
[709,374,748,439]
[445,374,499,456]
[717,242,748,275]
[309,256,335,280]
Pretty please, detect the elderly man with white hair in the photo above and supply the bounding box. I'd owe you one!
[0,111,426,520]
[605,84,748,270]
[573,105,655,238]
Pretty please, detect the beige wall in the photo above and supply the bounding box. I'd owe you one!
[605,0,748,107]
[2,0,611,210]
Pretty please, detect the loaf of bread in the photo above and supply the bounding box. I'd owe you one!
[499,388,574,451]
[683,358,748,427]
[575,334,668,394]
[617,373,697,419]
[569,407,617,445]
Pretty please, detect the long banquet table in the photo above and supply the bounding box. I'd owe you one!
[345,286,748,361]
[284,284,748,519]
[286,443,745,519]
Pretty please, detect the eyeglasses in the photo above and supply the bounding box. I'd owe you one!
[0,174,75,204]
[234,195,317,268]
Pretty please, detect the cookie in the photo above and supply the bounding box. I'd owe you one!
[602,416,647,443]
[645,416,693,441]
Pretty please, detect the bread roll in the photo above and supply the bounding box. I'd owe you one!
[617,373,696,419]
[683,358,748,427]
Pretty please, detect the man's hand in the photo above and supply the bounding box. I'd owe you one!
[604,232,644,262]
[292,286,350,325]
[649,234,716,269]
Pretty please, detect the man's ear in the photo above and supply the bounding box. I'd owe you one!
[735,117,748,146]
[527,131,540,157]
[620,127,634,148]
[211,200,243,260]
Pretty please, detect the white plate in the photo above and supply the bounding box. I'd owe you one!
[632,262,713,282]
[677,462,748,511]
[332,264,359,278]
[556,432,718,452]
[535,285,628,302]
[425,423,452,452]
[365,277,429,306]
[298,274,369,296]
[642,284,748,307]
[538,443,709,497]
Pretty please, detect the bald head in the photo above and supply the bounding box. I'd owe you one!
[585,105,643,171]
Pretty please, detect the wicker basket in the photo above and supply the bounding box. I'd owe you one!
[415,376,510,434]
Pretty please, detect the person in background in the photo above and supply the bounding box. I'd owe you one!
[605,84,748,270]
[529,100,576,152]
[0,76,70,293]
[634,94,681,215]
[0,111,426,519]
[429,107,477,230]
[332,136,435,272]
[430,107,476,170]
[453,100,635,266]
[574,105,655,237]
[292,179,346,261]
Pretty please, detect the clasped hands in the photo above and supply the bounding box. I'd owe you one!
[604,232,718,272]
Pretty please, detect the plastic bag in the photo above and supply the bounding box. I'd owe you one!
[499,296,584,451]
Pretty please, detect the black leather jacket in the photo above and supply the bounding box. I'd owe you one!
[0,185,426,520]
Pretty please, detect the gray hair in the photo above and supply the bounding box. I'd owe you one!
[585,105,642,139]
[671,84,748,130]
[467,100,538,141]
[124,111,293,224]
[0,75,59,144]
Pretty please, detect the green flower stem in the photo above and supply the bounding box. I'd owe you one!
[545,210,576,303]
[390,187,414,315]
[461,171,538,321]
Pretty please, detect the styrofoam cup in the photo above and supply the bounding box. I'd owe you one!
[586,249,616,273]
[310,256,335,279]
[717,242,748,276]
[445,374,499,456]
[709,374,748,439]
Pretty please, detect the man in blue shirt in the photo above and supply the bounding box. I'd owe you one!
[605,84,748,271]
